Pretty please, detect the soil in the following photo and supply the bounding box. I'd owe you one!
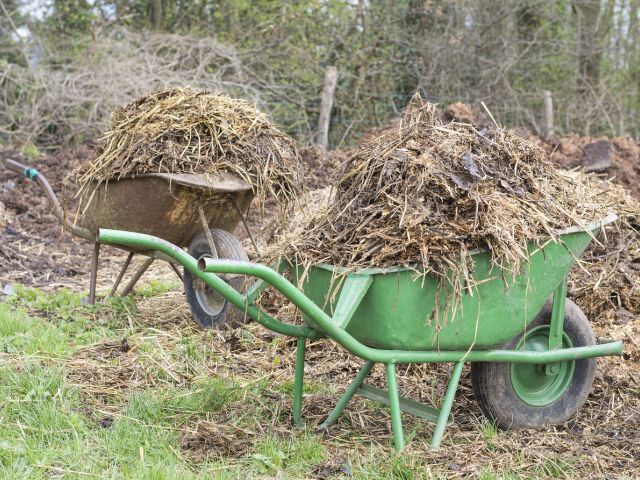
[0,146,92,288]
[527,133,640,198]
[0,144,178,292]
[440,101,640,198]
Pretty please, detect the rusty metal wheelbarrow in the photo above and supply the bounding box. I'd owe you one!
[3,158,256,328]
[98,214,623,450]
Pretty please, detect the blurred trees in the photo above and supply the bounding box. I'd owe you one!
[0,0,639,148]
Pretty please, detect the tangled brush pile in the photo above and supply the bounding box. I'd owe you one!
[75,87,301,210]
[282,94,617,293]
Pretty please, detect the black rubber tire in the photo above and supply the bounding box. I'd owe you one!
[183,229,250,329]
[471,298,596,430]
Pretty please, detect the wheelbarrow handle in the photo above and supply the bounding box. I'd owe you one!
[4,158,40,179]
[98,228,623,365]
[98,228,313,338]
[198,257,336,333]
[2,158,94,241]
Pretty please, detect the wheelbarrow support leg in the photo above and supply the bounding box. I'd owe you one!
[120,257,154,297]
[319,361,375,430]
[293,337,306,427]
[546,278,568,375]
[88,242,100,305]
[430,361,464,449]
[386,363,404,451]
[549,277,568,349]
[108,252,134,298]
[169,263,184,282]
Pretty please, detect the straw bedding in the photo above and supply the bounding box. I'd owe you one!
[74,87,300,211]
[280,95,617,294]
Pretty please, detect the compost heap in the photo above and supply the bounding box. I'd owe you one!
[282,94,619,299]
[74,87,300,211]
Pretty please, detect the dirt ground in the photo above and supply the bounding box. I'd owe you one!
[0,127,639,477]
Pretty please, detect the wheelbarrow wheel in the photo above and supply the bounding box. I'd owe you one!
[471,298,596,430]
[183,229,250,329]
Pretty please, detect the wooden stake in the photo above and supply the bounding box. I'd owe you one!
[544,90,554,139]
[316,66,338,151]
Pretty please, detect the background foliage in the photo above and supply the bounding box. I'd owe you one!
[1,0,639,150]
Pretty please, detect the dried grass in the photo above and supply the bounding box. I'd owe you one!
[74,87,301,212]
[569,204,640,321]
[54,286,638,478]
[179,418,254,460]
[277,95,617,304]
[66,338,155,399]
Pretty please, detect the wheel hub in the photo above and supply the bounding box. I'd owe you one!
[510,326,575,407]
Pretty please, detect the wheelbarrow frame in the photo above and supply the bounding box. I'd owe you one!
[2,159,255,307]
[98,225,623,451]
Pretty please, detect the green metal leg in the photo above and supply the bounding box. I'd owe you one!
[293,337,306,427]
[430,361,464,449]
[319,361,375,430]
[549,277,568,350]
[546,278,568,375]
[386,363,405,451]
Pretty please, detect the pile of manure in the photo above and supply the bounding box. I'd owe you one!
[279,94,618,297]
[568,203,640,321]
[74,87,301,211]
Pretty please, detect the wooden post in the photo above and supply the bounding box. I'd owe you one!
[544,90,554,139]
[150,0,163,30]
[316,66,338,151]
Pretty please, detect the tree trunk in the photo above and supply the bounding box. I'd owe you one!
[574,0,606,92]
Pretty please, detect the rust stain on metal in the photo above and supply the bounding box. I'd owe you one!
[82,174,254,247]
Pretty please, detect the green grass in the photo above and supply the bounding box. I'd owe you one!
[0,285,588,479]
[20,144,41,159]
[481,419,499,443]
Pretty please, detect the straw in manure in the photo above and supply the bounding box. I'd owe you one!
[271,94,617,320]
[75,87,301,212]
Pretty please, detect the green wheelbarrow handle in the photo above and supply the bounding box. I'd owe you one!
[98,229,623,365]
[98,228,312,338]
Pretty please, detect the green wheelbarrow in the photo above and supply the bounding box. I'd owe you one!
[98,214,623,451]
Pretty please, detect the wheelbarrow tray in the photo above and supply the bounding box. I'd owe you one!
[81,172,254,247]
[292,216,614,351]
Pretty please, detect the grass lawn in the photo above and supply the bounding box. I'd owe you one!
[0,285,632,479]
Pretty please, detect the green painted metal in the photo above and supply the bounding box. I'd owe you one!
[319,361,375,430]
[245,259,287,304]
[357,384,449,425]
[194,248,622,365]
[329,274,373,329]
[98,223,624,452]
[549,279,568,350]
[98,229,312,339]
[386,363,405,451]
[293,231,596,351]
[546,279,568,374]
[511,326,575,406]
[430,361,464,449]
[101,228,622,365]
[293,337,306,426]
